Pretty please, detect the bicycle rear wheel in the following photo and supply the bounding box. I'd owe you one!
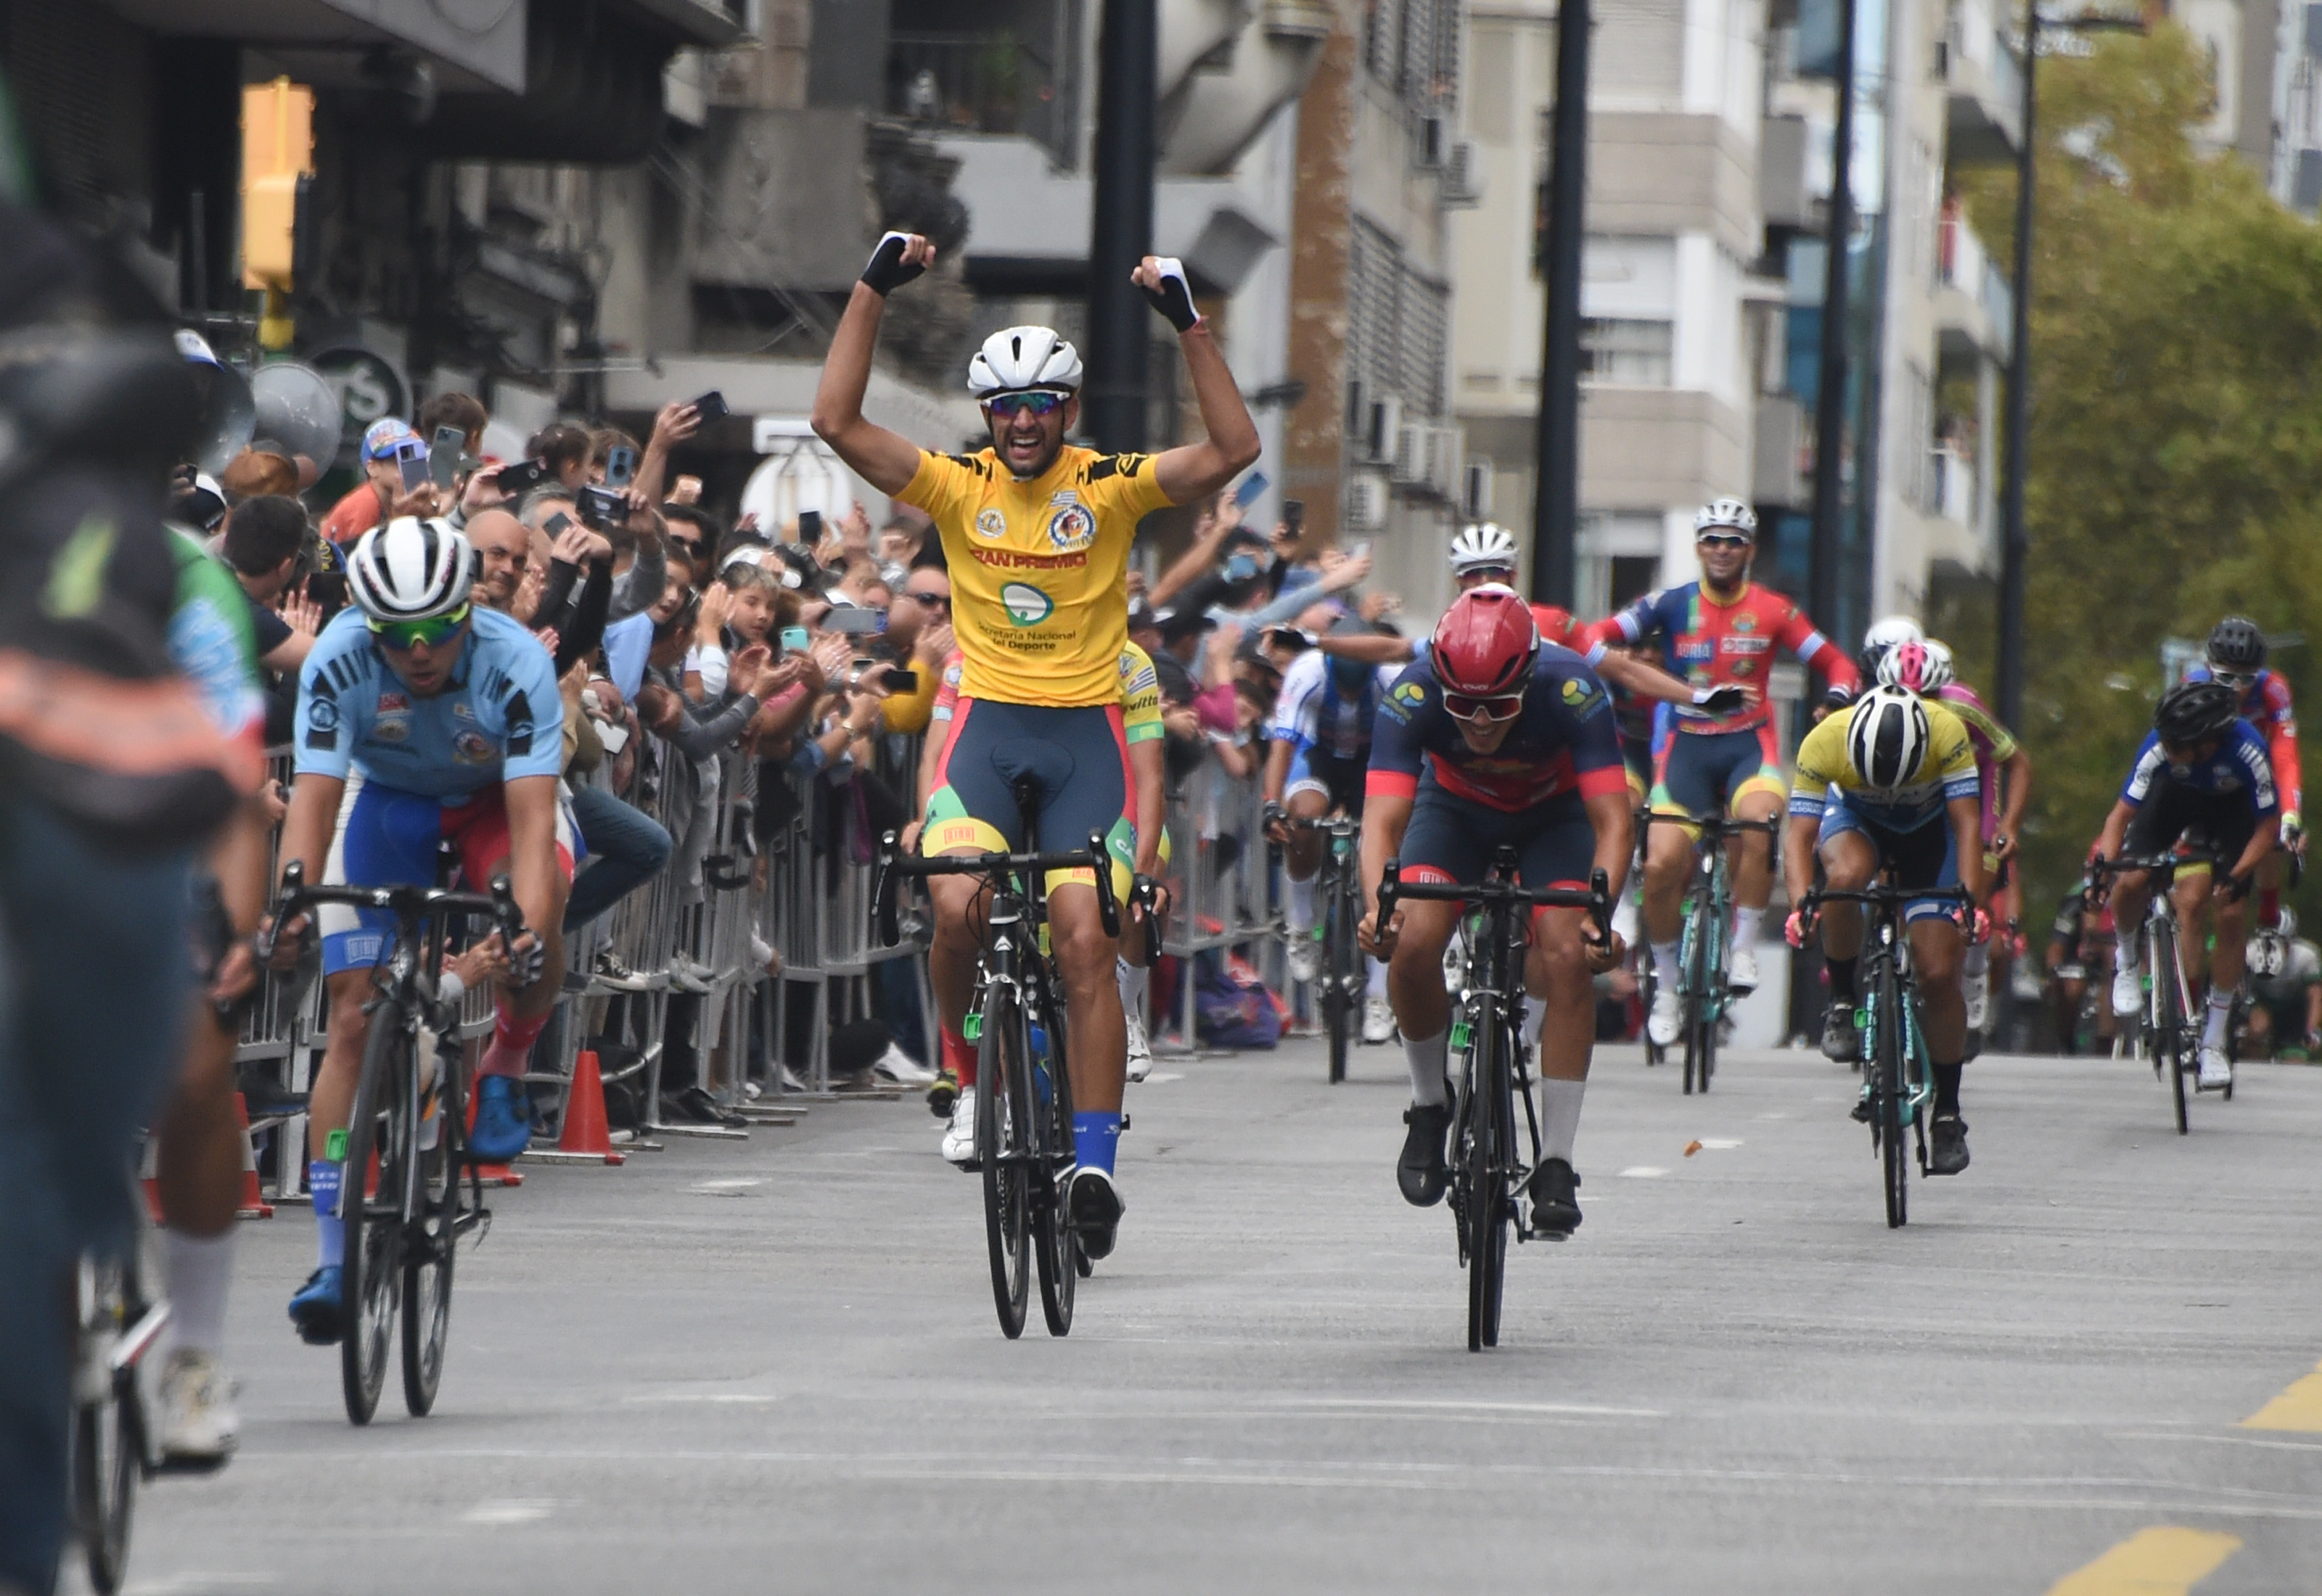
[1464,1017,1510,1351]
[401,1039,461,1416]
[1034,995,1078,1337]
[70,1256,141,1595]
[1875,964,1908,1229]
[977,983,1032,1338]
[342,1005,412,1423]
[2153,921,2189,1135]
[1325,873,1356,1083]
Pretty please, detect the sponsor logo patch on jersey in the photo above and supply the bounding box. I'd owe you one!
[974,508,1008,540]
[999,582,1055,626]
[308,697,340,732]
[1561,677,1609,718]
[1676,639,1715,662]
[377,692,408,714]
[1047,503,1096,552]
[452,729,496,765]
[1394,682,1428,707]
[1732,612,1758,632]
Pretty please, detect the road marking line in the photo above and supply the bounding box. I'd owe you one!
[1273,1398,1667,1418]
[623,1392,779,1404]
[460,1498,561,1526]
[1618,1166,1669,1178]
[2109,1429,2322,1453]
[2043,1526,2239,1595]
[1697,1138,1744,1150]
[2239,1360,2322,1430]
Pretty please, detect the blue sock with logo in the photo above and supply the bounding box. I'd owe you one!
[1072,1110,1122,1177]
[309,1159,345,1270]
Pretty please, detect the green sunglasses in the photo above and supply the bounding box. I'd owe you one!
[368,604,471,651]
[985,390,1070,419]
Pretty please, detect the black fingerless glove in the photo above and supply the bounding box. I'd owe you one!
[860,231,925,296]
[1140,257,1201,332]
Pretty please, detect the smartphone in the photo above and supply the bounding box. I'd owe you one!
[798,509,824,542]
[395,438,430,493]
[670,474,704,505]
[882,668,918,694]
[576,484,625,530]
[543,511,573,538]
[496,457,553,497]
[779,625,811,654]
[826,607,887,635]
[604,445,636,489]
[430,425,466,490]
[1350,539,1372,560]
[1283,498,1305,535]
[690,390,729,424]
[1234,470,1270,510]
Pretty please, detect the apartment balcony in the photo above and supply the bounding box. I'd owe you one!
[1933,212,2014,364]
[1929,442,1977,527]
[1939,0,2024,163]
[887,33,1075,168]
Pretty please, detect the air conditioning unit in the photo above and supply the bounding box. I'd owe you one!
[1418,112,1449,168]
[1363,393,1403,464]
[1343,377,1366,435]
[1345,472,1390,531]
[1462,457,1494,520]
[1424,427,1464,499]
[1440,139,1484,207]
[1390,421,1427,484]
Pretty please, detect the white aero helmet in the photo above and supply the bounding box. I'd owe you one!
[1450,522,1521,575]
[346,517,477,623]
[1846,686,1932,792]
[1694,497,1757,536]
[967,325,1083,397]
[1874,638,1956,695]
[1862,614,1925,654]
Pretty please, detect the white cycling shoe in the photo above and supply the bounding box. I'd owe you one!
[2197,1047,2233,1091]
[1285,931,1322,986]
[1362,995,1396,1045]
[1728,945,1760,992]
[1124,1008,1153,1083]
[940,1095,978,1168]
[2112,963,2143,1017]
[158,1349,238,1467]
[1646,987,1683,1048]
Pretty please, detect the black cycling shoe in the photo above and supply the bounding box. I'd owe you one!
[1928,1114,1970,1175]
[1398,1103,1451,1207]
[1850,1094,1873,1125]
[1527,1158,1583,1238]
[1067,1167,1125,1260]
[1821,1000,1862,1064]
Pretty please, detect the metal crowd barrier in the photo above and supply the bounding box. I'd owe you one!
[1155,757,1284,1049]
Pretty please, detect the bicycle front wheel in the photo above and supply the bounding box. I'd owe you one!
[1464,1019,1510,1351]
[401,1039,461,1416]
[976,982,1033,1338]
[1033,995,1078,1337]
[2151,921,2190,1135]
[1874,965,1908,1230]
[342,1003,414,1423]
[1326,871,1358,1082]
[70,1258,139,1595]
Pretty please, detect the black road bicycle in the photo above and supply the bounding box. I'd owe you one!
[1644,812,1778,1095]
[65,1186,170,1595]
[1288,811,1366,1083]
[876,781,1137,1339]
[1801,881,1970,1228]
[2088,850,2229,1135]
[260,861,526,1423]
[1377,850,1612,1351]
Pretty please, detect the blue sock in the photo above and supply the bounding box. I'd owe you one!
[1072,1110,1122,1177]
[309,1159,345,1270]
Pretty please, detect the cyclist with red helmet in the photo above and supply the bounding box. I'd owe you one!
[1358,588,1632,1238]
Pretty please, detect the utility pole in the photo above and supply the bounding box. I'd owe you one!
[1993,4,2040,733]
[1808,0,1858,631]
[1530,0,1590,610]
[1086,0,1158,453]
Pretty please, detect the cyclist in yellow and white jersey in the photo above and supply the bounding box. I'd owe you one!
[1781,687,1989,1175]
[813,231,1259,1259]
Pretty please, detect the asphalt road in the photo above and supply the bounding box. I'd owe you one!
[103,1039,2322,1595]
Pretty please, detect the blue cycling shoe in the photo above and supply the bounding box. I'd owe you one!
[467,1074,533,1162]
[289,1266,344,1345]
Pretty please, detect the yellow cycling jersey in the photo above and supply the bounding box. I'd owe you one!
[899,444,1175,709]
[930,641,1165,744]
[1789,699,1980,827]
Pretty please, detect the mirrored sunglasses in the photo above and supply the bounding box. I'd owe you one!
[985,390,1070,419]
[368,604,469,651]
[1443,689,1526,723]
[1697,532,1753,550]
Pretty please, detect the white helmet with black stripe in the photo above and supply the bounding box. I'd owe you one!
[346,516,477,623]
[1845,686,1933,791]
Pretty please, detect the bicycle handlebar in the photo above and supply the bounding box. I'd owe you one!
[1799,883,1973,911]
[1639,810,1781,839]
[256,860,530,966]
[2086,850,2228,879]
[873,831,1123,947]
[1374,860,1615,949]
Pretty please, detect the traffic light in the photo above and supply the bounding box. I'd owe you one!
[240,78,313,348]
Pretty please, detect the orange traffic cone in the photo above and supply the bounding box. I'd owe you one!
[233,1093,275,1218]
[527,1050,625,1166]
[464,1082,525,1188]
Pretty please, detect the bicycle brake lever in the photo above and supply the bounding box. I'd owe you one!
[1089,831,1122,940]
[873,829,901,947]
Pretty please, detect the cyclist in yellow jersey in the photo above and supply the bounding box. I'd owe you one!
[813,230,1259,1258]
[1781,687,1990,1175]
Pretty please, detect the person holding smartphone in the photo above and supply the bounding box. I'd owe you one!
[319,418,444,546]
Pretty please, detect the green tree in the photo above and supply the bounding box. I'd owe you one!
[1954,24,2322,930]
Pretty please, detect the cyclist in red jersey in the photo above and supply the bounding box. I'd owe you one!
[1584,498,1859,1041]
[2187,617,2304,929]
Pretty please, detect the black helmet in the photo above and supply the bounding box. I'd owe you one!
[2206,616,2267,673]
[2154,678,2239,746]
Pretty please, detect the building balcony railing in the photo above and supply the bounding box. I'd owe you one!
[1935,212,2014,361]
[887,33,1071,165]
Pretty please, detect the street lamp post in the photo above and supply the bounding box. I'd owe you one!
[1808,0,1858,634]
[1530,0,1591,611]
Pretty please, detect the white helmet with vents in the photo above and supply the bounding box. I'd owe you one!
[346,517,477,623]
[1846,686,1933,791]
[967,326,1083,397]
[1449,522,1521,575]
[1694,497,1757,536]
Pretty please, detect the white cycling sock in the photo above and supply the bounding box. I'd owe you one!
[1368,955,1390,998]
[164,1228,235,1360]
[1287,875,1317,935]
[2116,925,2138,966]
[1117,958,1149,1022]
[1652,940,1681,987]
[1537,1078,1585,1165]
[2203,990,2233,1048]
[1403,1028,1451,1107]
[1732,906,1765,950]
[1964,941,1989,979]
